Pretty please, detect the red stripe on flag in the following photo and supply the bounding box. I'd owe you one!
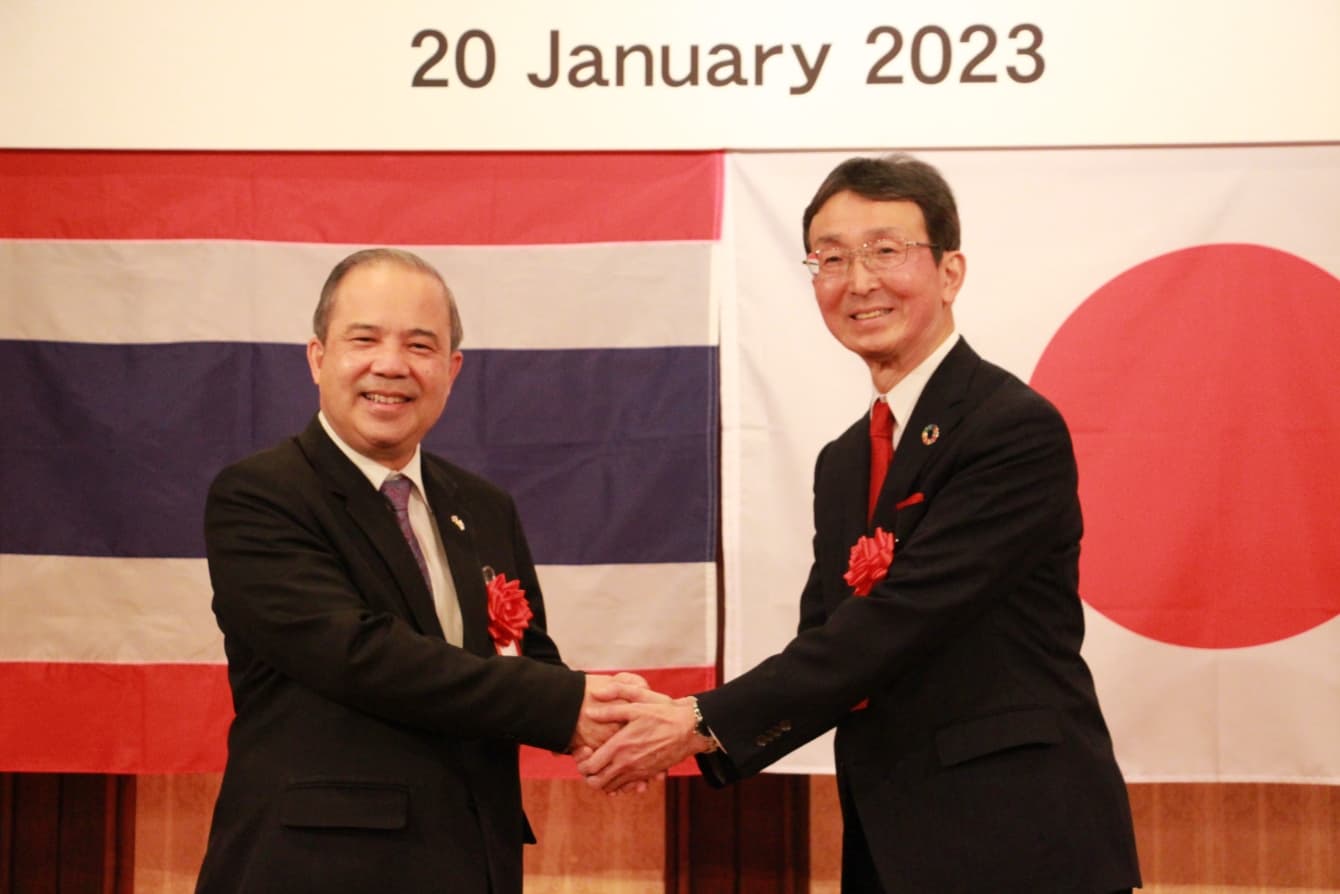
[0,662,233,774]
[0,662,716,776]
[0,150,723,244]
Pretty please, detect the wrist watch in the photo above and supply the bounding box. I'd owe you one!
[691,697,719,753]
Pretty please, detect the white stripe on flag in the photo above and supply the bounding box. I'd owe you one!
[0,555,220,663]
[0,240,715,348]
[0,554,714,671]
[530,562,716,672]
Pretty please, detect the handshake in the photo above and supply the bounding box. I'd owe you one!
[567,673,719,794]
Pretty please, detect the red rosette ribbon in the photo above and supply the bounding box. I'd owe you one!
[843,527,894,597]
[486,572,533,654]
[843,526,895,712]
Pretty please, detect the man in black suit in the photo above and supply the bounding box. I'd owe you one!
[580,155,1143,892]
[196,248,637,894]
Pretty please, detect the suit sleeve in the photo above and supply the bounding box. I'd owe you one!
[205,460,586,753]
[796,444,836,636]
[697,387,1080,778]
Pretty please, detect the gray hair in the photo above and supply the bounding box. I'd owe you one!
[313,247,464,352]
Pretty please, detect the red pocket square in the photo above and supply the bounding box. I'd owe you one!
[895,492,925,510]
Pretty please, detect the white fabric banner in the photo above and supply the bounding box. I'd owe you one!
[3,0,1337,149]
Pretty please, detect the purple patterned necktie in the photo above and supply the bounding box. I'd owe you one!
[380,476,432,592]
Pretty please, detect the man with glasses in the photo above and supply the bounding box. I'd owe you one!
[580,154,1142,893]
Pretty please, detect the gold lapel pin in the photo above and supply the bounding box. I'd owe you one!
[921,424,940,446]
[450,514,465,531]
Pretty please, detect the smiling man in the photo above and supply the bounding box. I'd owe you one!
[579,156,1143,893]
[307,255,464,471]
[195,248,639,894]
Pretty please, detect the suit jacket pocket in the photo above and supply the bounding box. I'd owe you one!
[893,500,928,545]
[279,780,409,830]
[934,707,1062,767]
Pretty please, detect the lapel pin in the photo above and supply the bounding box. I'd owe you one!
[921,424,940,446]
[450,514,465,531]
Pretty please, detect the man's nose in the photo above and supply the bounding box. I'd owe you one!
[369,342,411,374]
[847,255,880,294]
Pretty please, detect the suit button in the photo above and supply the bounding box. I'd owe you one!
[755,736,768,747]
[780,721,792,732]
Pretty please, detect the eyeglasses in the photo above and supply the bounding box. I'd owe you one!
[803,238,940,280]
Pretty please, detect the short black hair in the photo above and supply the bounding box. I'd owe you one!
[802,154,960,263]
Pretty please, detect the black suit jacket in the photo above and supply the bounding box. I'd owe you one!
[195,418,586,894]
[698,340,1141,892]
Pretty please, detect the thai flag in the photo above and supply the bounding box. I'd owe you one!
[0,150,722,775]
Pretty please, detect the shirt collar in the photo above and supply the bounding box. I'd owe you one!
[318,411,427,499]
[871,331,960,448]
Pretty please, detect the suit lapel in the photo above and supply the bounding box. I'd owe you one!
[825,416,874,547]
[873,339,980,522]
[422,461,495,658]
[297,419,444,639]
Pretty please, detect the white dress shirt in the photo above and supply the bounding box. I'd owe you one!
[872,332,962,451]
[318,412,464,646]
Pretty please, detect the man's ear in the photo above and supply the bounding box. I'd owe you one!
[306,337,325,386]
[447,350,463,384]
[940,251,966,305]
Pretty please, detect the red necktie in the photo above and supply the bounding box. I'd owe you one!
[852,400,894,713]
[868,400,894,522]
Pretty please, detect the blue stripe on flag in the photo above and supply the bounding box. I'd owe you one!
[2,340,716,565]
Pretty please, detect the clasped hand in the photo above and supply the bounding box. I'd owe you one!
[569,673,712,794]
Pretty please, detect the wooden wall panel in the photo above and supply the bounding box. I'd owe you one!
[810,777,1340,892]
[807,774,843,894]
[666,775,808,894]
[1128,783,1339,888]
[130,775,218,894]
[0,773,130,894]
[129,774,664,894]
[0,775,10,894]
[7,774,59,894]
[524,778,664,893]
[6,772,1328,891]
[56,775,122,893]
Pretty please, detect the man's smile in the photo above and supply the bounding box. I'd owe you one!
[364,392,411,404]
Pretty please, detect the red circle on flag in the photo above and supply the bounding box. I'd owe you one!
[1031,243,1340,648]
